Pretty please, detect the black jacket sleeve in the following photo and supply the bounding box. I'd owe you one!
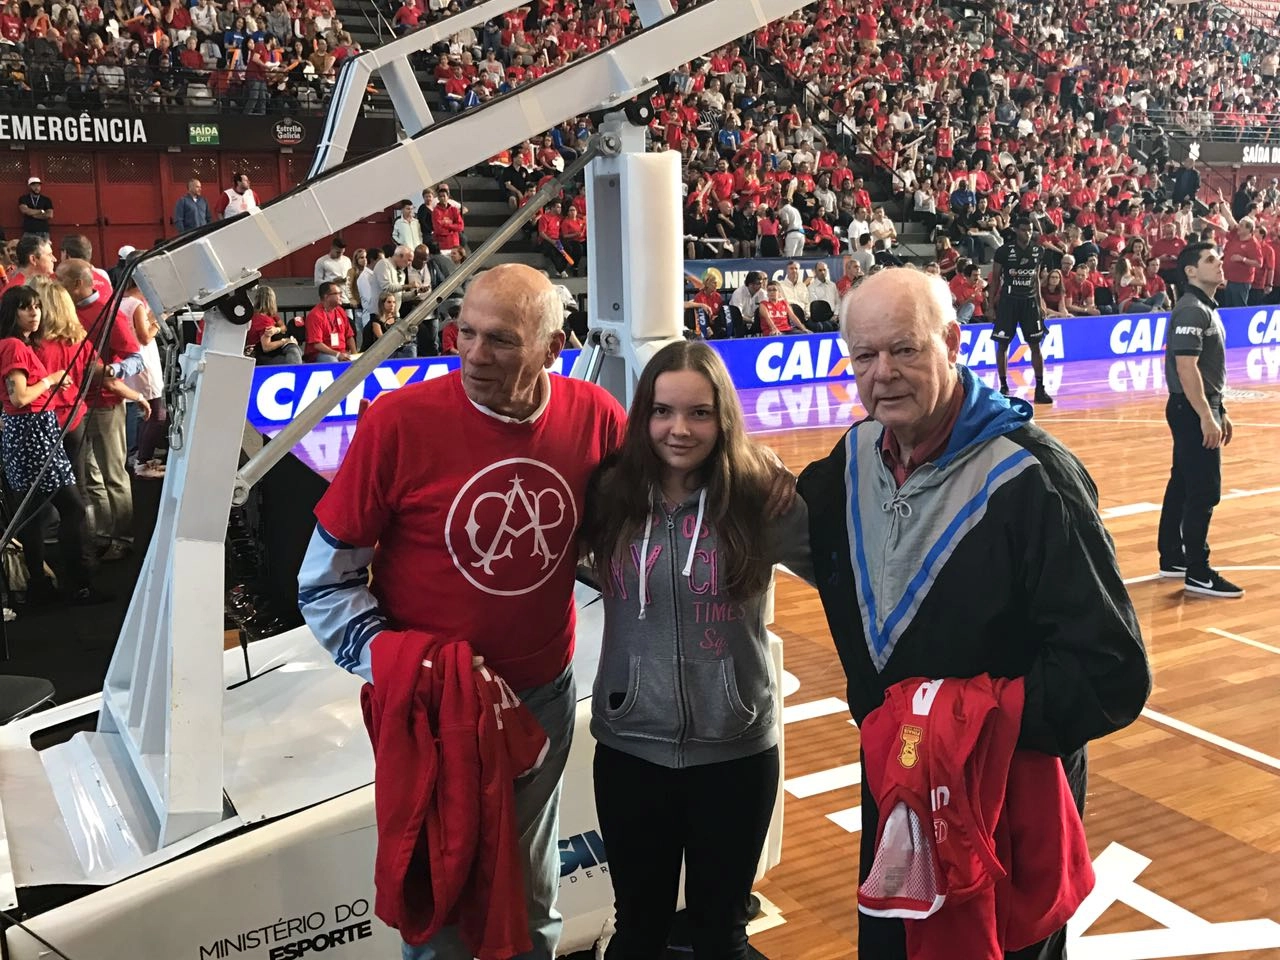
[1015,431,1151,755]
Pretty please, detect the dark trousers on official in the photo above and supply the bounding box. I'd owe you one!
[594,743,779,960]
[1157,393,1222,576]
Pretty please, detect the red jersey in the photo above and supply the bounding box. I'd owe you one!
[761,298,792,334]
[859,677,1094,958]
[303,304,354,361]
[0,337,51,415]
[935,126,953,159]
[314,372,627,691]
[363,633,546,957]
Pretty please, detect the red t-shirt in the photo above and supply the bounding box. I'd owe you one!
[440,321,458,354]
[75,296,140,408]
[33,337,93,429]
[761,299,791,334]
[1223,236,1262,285]
[1151,236,1185,270]
[1064,275,1095,310]
[303,304,354,360]
[0,337,51,415]
[1253,243,1275,290]
[536,211,562,242]
[313,372,627,691]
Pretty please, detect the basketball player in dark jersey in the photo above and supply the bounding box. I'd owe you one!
[988,215,1054,404]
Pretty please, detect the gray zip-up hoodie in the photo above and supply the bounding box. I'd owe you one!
[590,491,813,768]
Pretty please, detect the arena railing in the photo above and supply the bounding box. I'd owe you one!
[1146,107,1280,144]
[0,54,339,115]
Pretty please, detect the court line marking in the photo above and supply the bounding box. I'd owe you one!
[1140,707,1280,774]
[784,762,861,799]
[1044,417,1280,428]
[781,697,848,724]
[1100,485,1280,521]
[1218,565,1280,571]
[1122,573,1163,586]
[1205,626,1280,657]
[825,806,862,833]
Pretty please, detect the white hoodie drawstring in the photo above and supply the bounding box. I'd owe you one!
[637,508,654,620]
[682,488,707,576]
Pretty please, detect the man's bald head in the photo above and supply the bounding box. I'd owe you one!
[839,267,961,446]
[840,266,956,344]
[56,258,96,301]
[465,263,563,343]
[456,263,566,419]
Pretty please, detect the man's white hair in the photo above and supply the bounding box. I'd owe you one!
[520,284,566,343]
[838,266,956,343]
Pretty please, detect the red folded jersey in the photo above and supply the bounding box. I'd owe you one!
[362,631,547,959]
[859,676,1094,959]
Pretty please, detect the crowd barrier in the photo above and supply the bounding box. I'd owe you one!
[246,305,1280,428]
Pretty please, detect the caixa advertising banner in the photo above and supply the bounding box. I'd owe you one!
[245,306,1280,428]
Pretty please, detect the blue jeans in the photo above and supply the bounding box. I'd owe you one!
[401,665,577,960]
[1225,281,1252,307]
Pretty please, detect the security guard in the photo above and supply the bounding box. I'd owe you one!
[1157,241,1244,598]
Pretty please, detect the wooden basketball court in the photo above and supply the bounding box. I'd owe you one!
[744,349,1280,959]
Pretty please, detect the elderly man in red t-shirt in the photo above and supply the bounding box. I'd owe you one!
[298,264,628,960]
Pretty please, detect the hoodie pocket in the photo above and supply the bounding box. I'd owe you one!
[684,657,761,743]
[596,655,682,743]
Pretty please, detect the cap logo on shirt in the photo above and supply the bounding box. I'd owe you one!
[445,457,577,596]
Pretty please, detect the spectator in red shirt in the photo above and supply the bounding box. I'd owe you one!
[304,282,355,362]
[948,262,984,322]
[431,198,465,255]
[559,205,586,273]
[1222,218,1263,307]
[1063,261,1099,316]
[758,281,810,336]
[1251,224,1275,305]
[1142,258,1170,311]
[536,199,571,278]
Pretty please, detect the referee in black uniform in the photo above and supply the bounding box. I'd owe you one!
[1156,241,1243,599]
[988,215,1053,404]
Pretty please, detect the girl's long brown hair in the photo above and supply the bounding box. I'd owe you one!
[583,340,775,602]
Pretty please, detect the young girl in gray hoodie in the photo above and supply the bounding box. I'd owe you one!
[582,340,812,960]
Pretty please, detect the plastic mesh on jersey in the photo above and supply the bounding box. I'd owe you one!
[859,801,943,918]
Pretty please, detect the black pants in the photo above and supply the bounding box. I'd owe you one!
[595,743,779,960]
[1157,393,1222,576]
[15,484,93,593]
[63,417,89,500]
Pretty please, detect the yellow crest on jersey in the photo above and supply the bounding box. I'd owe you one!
[898,724,923,769]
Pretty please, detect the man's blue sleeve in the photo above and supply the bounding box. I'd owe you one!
[113,352,146,378]
[298,522,387,683]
